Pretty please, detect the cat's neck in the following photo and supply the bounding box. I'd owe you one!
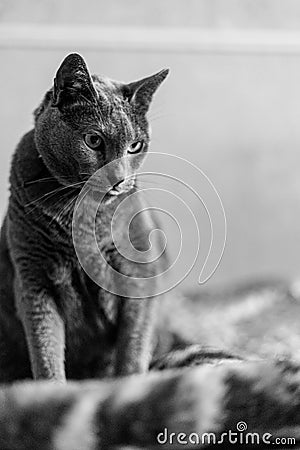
[9,130,81,232]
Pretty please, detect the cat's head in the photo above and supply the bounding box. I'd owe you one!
[34,53,169,195]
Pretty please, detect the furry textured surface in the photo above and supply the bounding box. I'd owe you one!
[0,347,299,449]
[0,282,300,449]
[159,278,300,362]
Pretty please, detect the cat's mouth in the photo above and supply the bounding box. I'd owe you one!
[107,176,136,197]
[85,176,136,204]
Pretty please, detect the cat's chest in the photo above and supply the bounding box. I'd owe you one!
[52,261,118,333]
[55,264,118,377]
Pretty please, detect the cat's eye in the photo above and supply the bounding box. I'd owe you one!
[84,132,103,150]
[128,140,144,154]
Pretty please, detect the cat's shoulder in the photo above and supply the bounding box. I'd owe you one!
[10,129,46,190]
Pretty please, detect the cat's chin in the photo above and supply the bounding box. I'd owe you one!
[103,194,119,205]
[104,189,132,204]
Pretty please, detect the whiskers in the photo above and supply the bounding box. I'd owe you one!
[25,181,84,209]
[24,181,86,226]
[22,176,58,188]
[135,177,161,189]
[48,193,78,228]
[148,105,170,123]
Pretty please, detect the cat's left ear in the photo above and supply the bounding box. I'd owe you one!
[52,53,98,109]
[124,69,169,111]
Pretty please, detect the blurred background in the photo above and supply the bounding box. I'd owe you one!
[1,0,300,291]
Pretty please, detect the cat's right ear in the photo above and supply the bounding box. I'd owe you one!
[123,69,170,112]
[52,53,98,109]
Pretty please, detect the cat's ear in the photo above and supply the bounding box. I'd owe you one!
[52,53,98,108]
[124,69,169,111]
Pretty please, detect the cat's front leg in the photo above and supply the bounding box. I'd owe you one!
[114,296,157,376]
[16,280,66,382]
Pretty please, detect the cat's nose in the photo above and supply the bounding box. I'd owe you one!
[107,158,130,186]
[112,179,125,189]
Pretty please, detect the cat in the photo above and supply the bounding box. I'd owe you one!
[0,345,299,450]
[0,53,169,382]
